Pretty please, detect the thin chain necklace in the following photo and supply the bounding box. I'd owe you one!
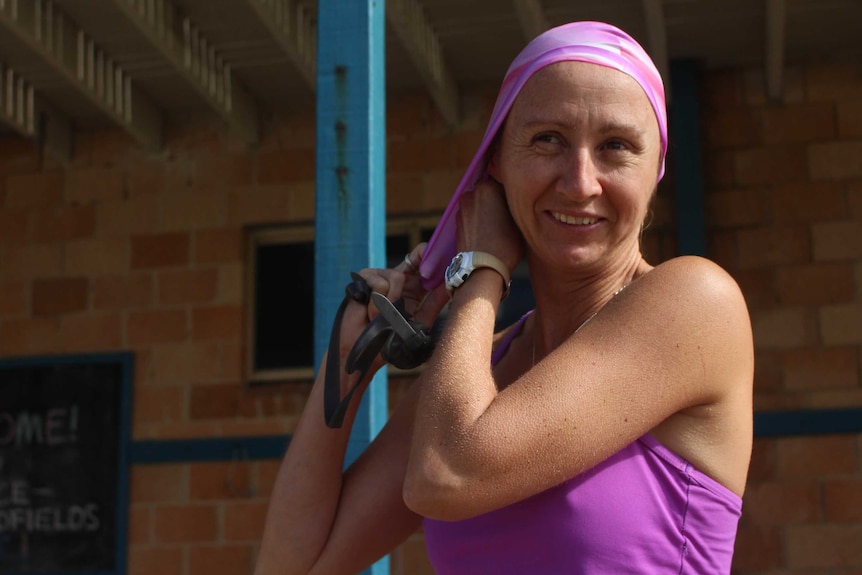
[531,283,629,368]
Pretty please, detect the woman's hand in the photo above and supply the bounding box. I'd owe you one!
[338,243,449,373]
[456,177,524,273]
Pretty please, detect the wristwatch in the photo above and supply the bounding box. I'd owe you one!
[444,251,511,299]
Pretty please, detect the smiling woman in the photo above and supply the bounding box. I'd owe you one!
[256,21,753,575]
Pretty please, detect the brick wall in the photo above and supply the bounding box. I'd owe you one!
[700,64,862,574]
[0,61,859,574]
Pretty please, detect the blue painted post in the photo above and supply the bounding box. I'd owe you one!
[314,1,389,574]
[670,60,707,257]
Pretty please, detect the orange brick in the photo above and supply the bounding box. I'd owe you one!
[220,420,288,437]
[189,383,240,419]
[748,438,778,482]
[260,112,317,151]
[289,182,316,221]
[387,173,426,214]
[706,230,738,271]
[422,170,463,211]
[454,129,487,168]
[161,191,228,231]
[4,172,64,208]
[223,501,268,541]
[190,461,253,500]
[806,63,862,101]
[59,312,122,352]
[126,159,171,199]
[761,102,836,144]
[732,269,776,309]
[824,478,862,521]
[699,69,744,111]
[751,307,816,349]
[736,226,811,268]
[777,435,857,478]
[742,480,821,525]
[65,167,125,205]
[809,140,862,181]
[0,281,28,317]
[2,243,64,280]
[32,276,89,315]
[131,464,188,503]
[193,153,255,191]
[64,238,128,275]
[226,185,292,226]
[127,309,188,346]
[220,342,244,381]
[0,208,31,244]
[157,268,219,305]
[127,504,151,544]
[132,386,186,424]
[0,137,40,174]
[32,205,96,242]
[772,181,846,224]
[782,347,860,390]
[731,525,783,571]
[785,524,862,569]
[145,421,221,439]
[701,149,736,191]
[777,263,855,305]
[258,148,316,184]
[195,228,242,264]
[754,350,783,393]
[812,221,862,262]
[733,145,809,185]
[154,504,218,543]
[87,128,138,166]
[215,262,243,304]
[851,181,862,219]
[702,109,761,148]
[819,303,862,346]
[93,274,153,309]
[151,342,223,384]
[0,317,59,356]
[95,195,160,237]
[704,188,771,228]
[387,92,436,140]
[126,545,184,575]
[131,232,191,269]
[743,65,805,105]
[838,98,862,137]
[188,544,255,575]
[191,305,242,340]
[389,137,453,173]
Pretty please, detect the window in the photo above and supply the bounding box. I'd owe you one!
[245,218,535,385]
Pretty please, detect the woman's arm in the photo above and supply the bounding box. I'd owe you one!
[255,249,450,575]
[404,255,753,521]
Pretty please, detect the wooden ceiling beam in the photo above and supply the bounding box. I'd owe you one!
[110,0,260,145]
[0,62,72,159]
[765,0,786,100]
[241,0,317,92]
[386,0,460,126]
[0,0,163,151]
[512,0,549,44]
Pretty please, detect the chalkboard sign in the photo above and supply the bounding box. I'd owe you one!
[0,353,132,575]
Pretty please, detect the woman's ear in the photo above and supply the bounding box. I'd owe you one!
[486,141,502,181]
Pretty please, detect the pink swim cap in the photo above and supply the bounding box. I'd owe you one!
[419,21,667,289]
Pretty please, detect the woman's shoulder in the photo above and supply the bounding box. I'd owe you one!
[638,256,748,312]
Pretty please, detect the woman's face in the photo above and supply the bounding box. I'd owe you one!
[488,61,662,272]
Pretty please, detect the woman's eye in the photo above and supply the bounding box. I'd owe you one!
[534,133,562,145]
[603,140,628,151]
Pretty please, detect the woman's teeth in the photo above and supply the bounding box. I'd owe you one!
[552,212,598,225]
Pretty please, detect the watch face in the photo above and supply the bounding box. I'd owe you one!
[446,253,463,281]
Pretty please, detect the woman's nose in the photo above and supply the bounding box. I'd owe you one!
[556,149,602,200]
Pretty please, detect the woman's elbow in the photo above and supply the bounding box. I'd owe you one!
[402,461,477,521]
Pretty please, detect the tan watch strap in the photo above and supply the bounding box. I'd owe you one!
[470,251,511,299]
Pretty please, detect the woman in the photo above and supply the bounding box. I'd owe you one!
[256,21,753,575]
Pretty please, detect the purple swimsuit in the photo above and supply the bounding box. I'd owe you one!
[423,314,742,574]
